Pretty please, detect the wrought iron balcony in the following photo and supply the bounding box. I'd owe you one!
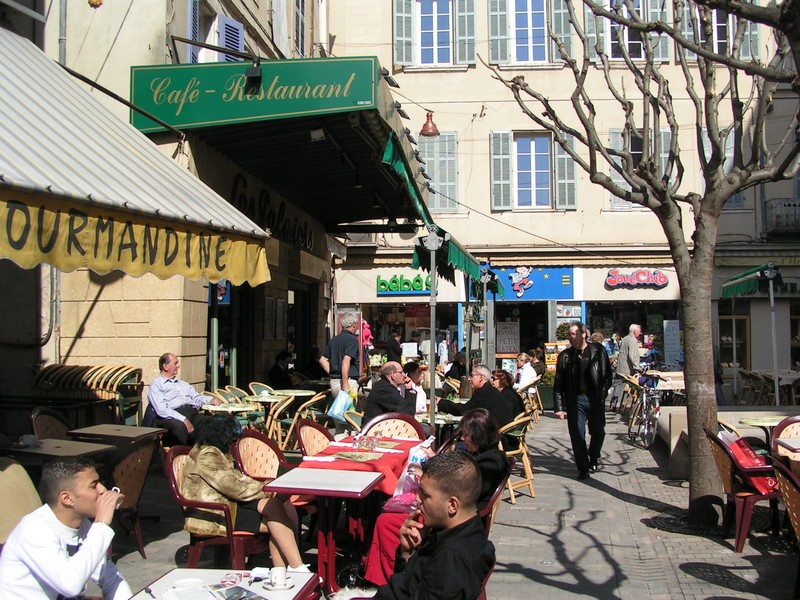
[764,197,800,236]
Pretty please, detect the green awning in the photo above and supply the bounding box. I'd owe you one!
[721,263,783,298]
[381,134,434,229]
[411,227,481,284]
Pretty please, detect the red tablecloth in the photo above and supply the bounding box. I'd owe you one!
[299,437,417,495]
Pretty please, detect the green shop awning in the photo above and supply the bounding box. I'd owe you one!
[381,133,433,229]
[411,227,481,284]
[721,263,783,298]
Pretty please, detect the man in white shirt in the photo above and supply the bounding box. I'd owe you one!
[0,457,130,600]
[612,324,642,408]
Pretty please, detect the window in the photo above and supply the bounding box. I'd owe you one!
[489,0,571,64]
[188,2,245,64]
[418,133,458,212]
[608,128,671,210]
[701,130,744,208]
[490,132,576,211]
[394,0,475,67]
[679,0,760,60]
[295,0,307,57]
[585,0,669,62]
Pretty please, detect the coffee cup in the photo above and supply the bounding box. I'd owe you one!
[270,566,287,587]
[21,434,38,447]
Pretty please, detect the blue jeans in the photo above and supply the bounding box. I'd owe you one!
[566,394,606,473]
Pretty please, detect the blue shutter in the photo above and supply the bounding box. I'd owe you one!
[455,0,476,64]
[488,0,509,64]
[647,0,669,61]
[218,15,245,62]
[551,0,572,60]
[609,129,633,210]
[555,135,576,210]
[187,0,200,64]
[394,0,414,66]
[491,131,512,210]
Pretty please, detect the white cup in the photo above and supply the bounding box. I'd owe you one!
[21,434,38,447]
[270,567,287,587]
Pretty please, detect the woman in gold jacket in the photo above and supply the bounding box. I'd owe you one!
[182,414,306,570]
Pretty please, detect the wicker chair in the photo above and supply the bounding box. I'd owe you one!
[772,460,800,598]
[233,429,292,479]
[248,381,274,396]
[480,457,514,535]
[295,418,334,456]
[498,416,535,504]
[0,458,42,552]
[361,412,426,440]
[344,410,363,433]
[704,428,781,552]
[277,392,329,451]
[771,415,800,464]
[31,406,72,440]
[108,436,159,558]
[226,385,250,400]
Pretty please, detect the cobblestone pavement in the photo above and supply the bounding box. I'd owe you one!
[108,410,797,599]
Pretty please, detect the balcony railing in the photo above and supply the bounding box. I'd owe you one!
[764,197,800,235]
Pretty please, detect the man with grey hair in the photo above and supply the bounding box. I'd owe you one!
[362,361,416,424]
[438,364,515,431]
[611,323,642,410]
[320,312,361,402]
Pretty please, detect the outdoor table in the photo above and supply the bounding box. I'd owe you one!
[2,438,115,461]
[129,567,319,599]
[739,415,788,447]
[68,424,165,447]
[200,403,259,414]
[272,389,317,397]
[265,468,384,594]
[649,371,685,392]
[776,437,800,453]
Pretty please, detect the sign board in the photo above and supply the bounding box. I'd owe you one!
[496,322,520,354]
[131,57,380,132]
[663,320,684,367]
[401,342,419,359]
[544,341,569,367]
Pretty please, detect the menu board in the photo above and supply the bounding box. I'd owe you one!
[544,341,570,367]
[663,320,684,367]
[496,321,520,354]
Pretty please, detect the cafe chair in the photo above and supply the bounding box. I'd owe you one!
[296,418,334,456]
[249,381,273,396]
[771,459,800,598]
[264,394,296,447]
[344,410,363,433]
[517,376,542,422]
[278,392,329,452]
[772,415,800,465]
[0,457,42,553]
[31,406,72,440]
[361,412,426,440]
[498,417,535,504]
[108,436,159,558]
[704,428,781,552]
[166,446,269,569]
[480,457,514,536]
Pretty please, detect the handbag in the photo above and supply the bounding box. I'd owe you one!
[727,437,778,495]
[326,389,353,423]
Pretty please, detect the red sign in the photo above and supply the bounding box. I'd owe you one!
[606,268,669,289]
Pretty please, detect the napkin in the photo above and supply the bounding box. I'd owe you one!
[374,447,404,453]
[302,456,336,462]
[329,441,354,447]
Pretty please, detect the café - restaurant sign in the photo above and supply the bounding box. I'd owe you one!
[130,57,380,132]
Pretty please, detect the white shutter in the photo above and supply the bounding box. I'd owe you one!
[724,134,744,208]
[420,133,458,211]
[490,131,512,210]
[551,0,572,60]
[659,128,672,182]
[738,0,760,60]
[219,15,245,62]
[187,0,200,64]
[555,134,576,210]
[488,0,509,64]
[273,0,291,57]
[585,0,606,61]
[647,0,669,61]
[609,129,633,210]
[394,0,414,66]
[455,0,476,64]
[679,0,698,60]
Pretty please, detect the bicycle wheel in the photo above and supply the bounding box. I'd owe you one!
[639,398,660,449]
[627,399,643,440]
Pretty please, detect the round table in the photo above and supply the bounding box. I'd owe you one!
[201,404,259,413]
[272,389,317,397]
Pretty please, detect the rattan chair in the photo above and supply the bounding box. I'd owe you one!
[771,459,800,598]
[480,457,514,535]
[277,392,329,451]
[0,457,42,552]
[344,410,363,433]
[498,417,535,504]
[249,381,273,396]
[360,412,426,440]
[233,429,292,480]
[295,418,334,456]
[772,415,800,464]
[226,385,250,400]
[31,406,72,440]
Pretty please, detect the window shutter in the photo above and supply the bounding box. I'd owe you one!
[550,0,572,60]
[555,134,576,210]
[609,129,633,210]
[659,128,672,182]
[187,0,200,64]
[738,0,760,60]
[680,1,698,60]
[218,15,245,62]
[490,131,512,210]
[455,0,476,64]
[724,133,744,208]
[420,133,458,211]
[584,1,605,61]
[488,0,509,64]
[294,0,307,57]
[647,0,670,61]
[394,0,414,66]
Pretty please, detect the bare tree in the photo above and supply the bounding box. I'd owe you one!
[486,0,799,523]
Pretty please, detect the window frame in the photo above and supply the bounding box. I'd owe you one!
[394,0,476,67]
[489,0,572,65]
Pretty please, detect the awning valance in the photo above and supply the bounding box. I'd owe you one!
[0,29,269,285]
[411,228,481,284]
[721,263,783,298]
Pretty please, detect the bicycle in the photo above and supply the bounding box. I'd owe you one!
[627,372,665,449]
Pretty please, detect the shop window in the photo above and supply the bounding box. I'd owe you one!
[719,301,749,375]
[791,301,800,369]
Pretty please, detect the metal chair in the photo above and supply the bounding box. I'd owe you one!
[295,418,334,456]
[704,428,781,552]
[248,381,274,396]
[498,417,535,504]
[360,412,426,440]
[31,406,72,440]
[165,446,269,568]
[108,436,159,558]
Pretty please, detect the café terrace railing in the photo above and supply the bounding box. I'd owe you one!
[764,197,800,236]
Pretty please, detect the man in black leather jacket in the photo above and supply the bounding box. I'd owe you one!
[554,321,613,479]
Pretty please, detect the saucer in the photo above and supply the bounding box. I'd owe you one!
[262,578,294,591]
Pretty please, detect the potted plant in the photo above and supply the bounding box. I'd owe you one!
[537,368,556,410]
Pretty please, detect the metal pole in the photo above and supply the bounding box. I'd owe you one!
[769,278,780,405]
[422,228,445,436]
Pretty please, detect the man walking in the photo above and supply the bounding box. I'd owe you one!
[554,321,613,479]
[320,312,361,401]
[611,323,642,409]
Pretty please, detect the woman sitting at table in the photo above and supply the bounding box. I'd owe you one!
[182,414,308,571]
[362,408,508,587]
[491,369,526,418]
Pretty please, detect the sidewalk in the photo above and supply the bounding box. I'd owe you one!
[109,410,797,599]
